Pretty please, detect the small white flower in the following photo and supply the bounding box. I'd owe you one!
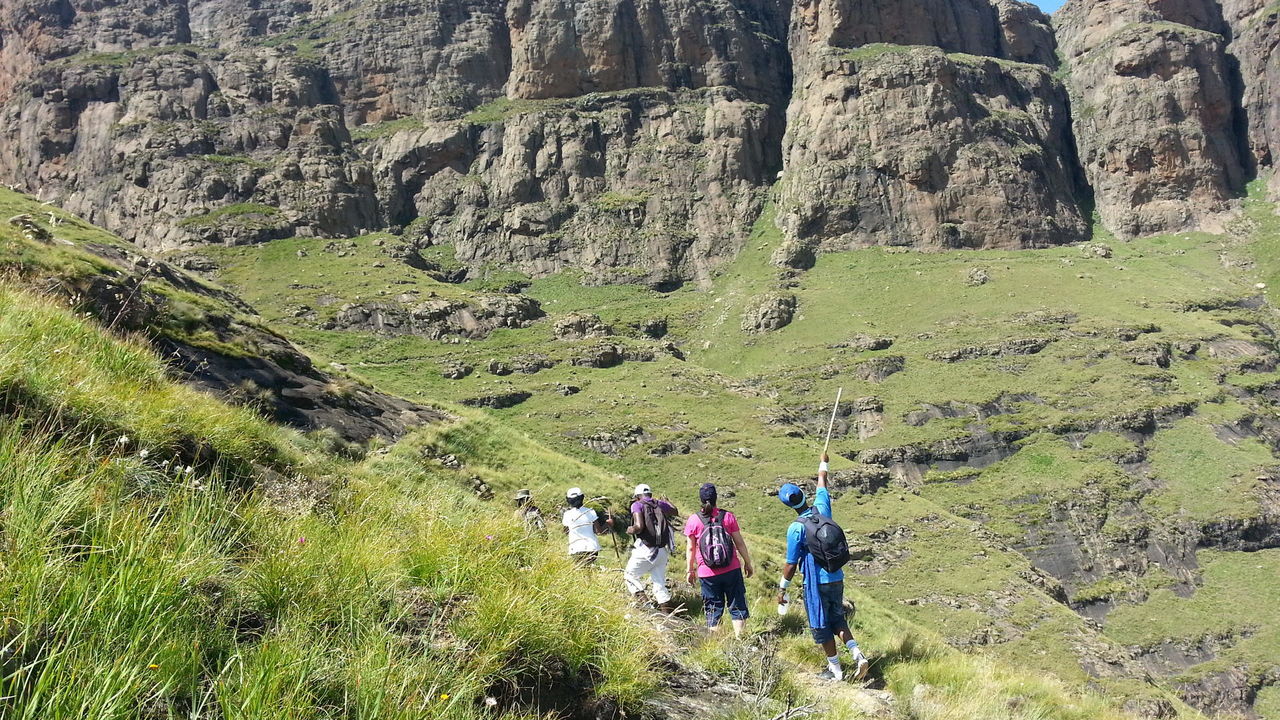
[138,449,149,459]
[184,466,194,474]
[160,460,170,468]
[484,697,498,708]
[116,436,129,446]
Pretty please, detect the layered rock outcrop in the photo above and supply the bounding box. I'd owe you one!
[1,0,1279,280]
[189,0,513,123]
[503,0,790,106]
[372,87,777,286]
[0,44,379,250]
[1055,0,1248,236]
[1,0,789,284]
[1222,0,1280,200]
[777,45,1086,250]
[788,0,1058,66]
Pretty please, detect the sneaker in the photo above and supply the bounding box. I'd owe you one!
[851,656,870,681]
[817,668,844,682]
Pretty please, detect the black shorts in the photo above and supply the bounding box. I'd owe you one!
[699,568,749,626]
[808,581,850,644]
[571,551,599,567]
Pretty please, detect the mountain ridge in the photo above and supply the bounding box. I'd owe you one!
[1,0,1276,286]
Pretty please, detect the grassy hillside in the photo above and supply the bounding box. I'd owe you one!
[0,194,1191,720]
[185,176,1280,717]
[2,189,1202,720]
[0,286,660,719]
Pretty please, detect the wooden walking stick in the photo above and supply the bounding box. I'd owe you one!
[822,387,843,456]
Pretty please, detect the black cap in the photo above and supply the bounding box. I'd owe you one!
[699,482,717,504]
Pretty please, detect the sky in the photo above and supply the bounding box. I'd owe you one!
[1031,0,1065,12]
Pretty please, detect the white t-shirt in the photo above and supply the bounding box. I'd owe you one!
[562,507,601,555]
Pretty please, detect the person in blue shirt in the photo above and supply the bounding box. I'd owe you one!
[775,451,870,682]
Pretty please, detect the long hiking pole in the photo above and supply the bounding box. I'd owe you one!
[590,496,623,559]
[822,387,844,456]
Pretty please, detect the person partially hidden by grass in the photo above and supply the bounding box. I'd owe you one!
[562,487,612,566]
[625,484,678,613]
[514,488,546,535]
[776,452,869,682]
[684,482,755,636]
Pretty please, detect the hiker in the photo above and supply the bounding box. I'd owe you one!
[562,487,612,565]
[776,452,869,682]
[513,488,546,535]
[624,483,678,612]
[684,482,754,636]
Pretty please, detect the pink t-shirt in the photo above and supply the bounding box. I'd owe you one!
[684,509,741,578]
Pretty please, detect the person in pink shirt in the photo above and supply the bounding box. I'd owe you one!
[684,483,755,636]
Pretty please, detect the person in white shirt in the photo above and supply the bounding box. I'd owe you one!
[562,487,613,565]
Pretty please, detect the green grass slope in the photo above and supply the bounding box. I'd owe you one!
[0,189,1189,720]
[192,177,1280,716]
[0,285,657,719]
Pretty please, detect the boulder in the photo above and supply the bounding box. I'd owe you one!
[741,293,797,333]
[554,313,613,340]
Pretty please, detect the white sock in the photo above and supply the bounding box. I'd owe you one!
[826,655,842,677]
[847,639,866,661]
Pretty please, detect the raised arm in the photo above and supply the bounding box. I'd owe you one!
[817,451,830,490]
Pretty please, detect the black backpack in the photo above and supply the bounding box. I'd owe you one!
[637,498,671,549]
[801,513,850,572]
[697,510,736,569]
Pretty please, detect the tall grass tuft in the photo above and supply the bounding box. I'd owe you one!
[0,282,660,719]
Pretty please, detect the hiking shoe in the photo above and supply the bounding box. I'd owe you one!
[851,656,870,682]
[817,668,844,682]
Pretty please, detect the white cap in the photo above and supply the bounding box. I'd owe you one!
[634,483,652,496]
[566,487,584,499]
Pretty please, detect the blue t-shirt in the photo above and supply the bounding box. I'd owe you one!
[786,487,844,629]
[785,487,844,584]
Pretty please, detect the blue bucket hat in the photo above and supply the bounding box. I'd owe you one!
[778,483,806,510]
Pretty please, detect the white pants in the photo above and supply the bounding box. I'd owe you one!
[624,545,672,604]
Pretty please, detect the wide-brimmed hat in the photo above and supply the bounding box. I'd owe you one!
[514,488,532,500]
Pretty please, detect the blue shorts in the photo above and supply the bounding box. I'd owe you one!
[699,568,749,626]
[807,581,850,644]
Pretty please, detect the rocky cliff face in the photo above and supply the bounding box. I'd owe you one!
[370,87,777,286]
[188,0,512,122]
[0,0,1278,278]
[777,0,1086,253]
[1222,0,1280,200]
[1054,0,1249,237]
[788,0,1059,66]
[0,39,380,249]
[776,45,1086,252]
